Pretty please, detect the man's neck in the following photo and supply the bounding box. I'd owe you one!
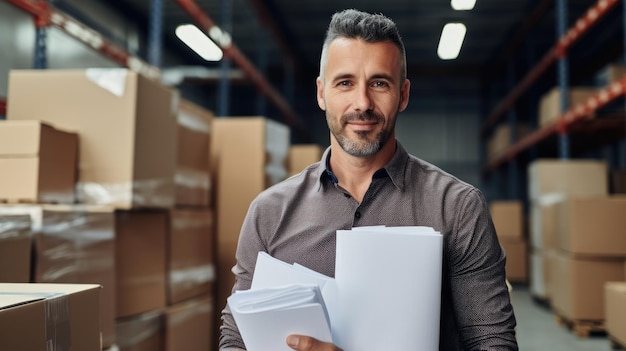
[329,139,396,203]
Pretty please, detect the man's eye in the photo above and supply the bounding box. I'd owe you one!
[372,81,389,88]
[338,81,351,86]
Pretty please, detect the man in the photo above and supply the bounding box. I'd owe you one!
[219,8,518,351]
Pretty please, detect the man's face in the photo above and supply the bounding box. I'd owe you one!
[316,38,410,157]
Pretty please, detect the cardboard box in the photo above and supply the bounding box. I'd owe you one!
[490,200,524,240]
[0,120,78,203]
[530,202,558,250]
[176,99,213,207]
[551,252,625,321]
[288,144,324,176]
[605,281,626,346]
[7,69,179,208]
[33,205,116,348]
[529,248,556,301]
[500,238,528,283]
[557,195,626,256]
[165,295,214,351]
[0,283,101,351]
[528,159,608,203]
[116,209,168,318]
[487,123,531,162]
[210,117,290,326]
[168,209,215,305]
[0,214,32,282]
[594,64,626,86]
[116,310,164,351]
[538,86,598,127]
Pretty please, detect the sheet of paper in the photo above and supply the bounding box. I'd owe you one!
[228,284,332,351]
[251,251,339,336]
[334,226,443,351]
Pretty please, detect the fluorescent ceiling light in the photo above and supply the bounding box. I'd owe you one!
[176,24,223,61]
[451,0,476,10]
[437,23,467,60]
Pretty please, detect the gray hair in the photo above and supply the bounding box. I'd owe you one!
[319,9,407,81]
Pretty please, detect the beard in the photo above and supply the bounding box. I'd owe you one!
[327,110,394,157]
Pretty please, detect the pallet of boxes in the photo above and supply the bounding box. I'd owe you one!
[1,69,216,351]
[528,159,626,338]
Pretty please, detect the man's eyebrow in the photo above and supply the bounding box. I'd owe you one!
[370,73,394,81]
[330,73,355,82]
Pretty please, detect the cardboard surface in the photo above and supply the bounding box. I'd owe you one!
[557,195,626,256]
[490,200,524,240]
[115,310,164,351]
[530,202,558,250]
[551,252,625,321]
[528,159,608,203]
[165,295,214,351]
[0,120,78,203]
[34,205,117,347]
[0,283,101,351]
[176,99,213,207]
[500,238,528,283]
[7,69,178,208]
[0,214,32,282]
[605,281,626,346]
[538,86,598,127]
[116,209,168,318]
[288,144,324,176]
[168,209,215,305]
[210,117,290,335]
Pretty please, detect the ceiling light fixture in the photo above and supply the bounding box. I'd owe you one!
[451,0,476,10]
[175,24,223,61]
[437,23,467,60]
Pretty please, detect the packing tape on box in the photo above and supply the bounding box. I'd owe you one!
[167,297,213,327]
[178,110,211,133]
[0,292,71,350]
[174,168,211,190]
[77,178,173,207]
[169,264,216,292]
[115,309,163,348]
[0,215,31,239]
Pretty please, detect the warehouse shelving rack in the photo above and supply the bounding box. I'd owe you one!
[0,97,6,116]
[481,0,625,185]
[4,0,307,137]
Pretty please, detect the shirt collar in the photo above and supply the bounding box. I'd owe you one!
[317,141,408,191]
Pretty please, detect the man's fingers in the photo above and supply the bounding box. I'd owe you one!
[286,335,342,351]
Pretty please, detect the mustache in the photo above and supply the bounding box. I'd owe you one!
[342,110,383,123]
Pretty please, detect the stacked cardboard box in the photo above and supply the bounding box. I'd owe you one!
[538,86,598,128]
[486,123,531,163]
[527,159,609,302]
[288,144,325,177]
[490,200,527,283]
[210,117,290,337]
[2,69,217,351]
[605,282,626,348]
[0,283,101,350]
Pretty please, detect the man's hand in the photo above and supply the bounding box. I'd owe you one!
[286,335,343,351]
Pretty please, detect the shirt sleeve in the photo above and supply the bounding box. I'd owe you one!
[449,188,519,350]
[218,198,267,351]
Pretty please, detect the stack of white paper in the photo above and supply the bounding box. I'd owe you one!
[334,226,442,351]
[227,283,332,351]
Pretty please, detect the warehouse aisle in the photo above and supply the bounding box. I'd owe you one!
[511,284,613,351]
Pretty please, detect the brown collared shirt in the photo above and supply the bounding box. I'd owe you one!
[219,141,518,351]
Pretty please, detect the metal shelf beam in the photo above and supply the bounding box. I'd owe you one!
[0,97,6,116]
[483,75,626,174]
[173,0,306,135]
[481,0,620,136]
[6,0,160,79]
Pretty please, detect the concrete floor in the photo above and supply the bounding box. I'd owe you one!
[511,284,617,351]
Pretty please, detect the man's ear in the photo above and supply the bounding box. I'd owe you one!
[398,79,411,112]
[316,77,326,111]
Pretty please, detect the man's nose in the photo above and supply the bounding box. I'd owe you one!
[353,85,373,112]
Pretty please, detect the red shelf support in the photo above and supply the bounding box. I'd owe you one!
[483,74,626,173]
[6,0,160,79]
[481,0,620,136]
[0,97,6,116]
[173,0,305,132]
